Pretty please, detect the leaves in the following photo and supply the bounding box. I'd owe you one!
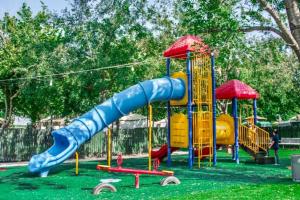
[0,0,299,127]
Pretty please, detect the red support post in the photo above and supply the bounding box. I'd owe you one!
[135,174,140,189]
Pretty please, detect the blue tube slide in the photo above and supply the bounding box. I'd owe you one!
[28,77,185,177]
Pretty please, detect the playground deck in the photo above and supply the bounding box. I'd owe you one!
[0,149,299,200]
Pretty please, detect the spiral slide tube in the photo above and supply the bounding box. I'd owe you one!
[28,77,185,177]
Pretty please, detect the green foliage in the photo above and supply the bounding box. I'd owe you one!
[174,0,248,84]
[0,0,299,125]
[237,39,300,120]
[172,0,300,120]
[0,4,66,123]
[54,0,167,118]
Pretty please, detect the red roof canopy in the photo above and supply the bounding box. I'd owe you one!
[163,35,210,59]
[216,80,259,100]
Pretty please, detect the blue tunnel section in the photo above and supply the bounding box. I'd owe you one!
[28,77,185,176]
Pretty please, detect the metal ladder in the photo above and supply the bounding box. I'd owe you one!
[192,53,213,168]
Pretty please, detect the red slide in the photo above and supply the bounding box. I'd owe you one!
[151,145,211,161]
[194,146,210,159]
[151,144,179,162]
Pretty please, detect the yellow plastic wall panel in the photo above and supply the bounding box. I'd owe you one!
[216,114,235,145]
[170,71,188,106]
[170,113,188,148]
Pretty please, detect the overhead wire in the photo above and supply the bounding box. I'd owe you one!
[0,50,203,85]
[0,60,153,83]
[0,50,207,83]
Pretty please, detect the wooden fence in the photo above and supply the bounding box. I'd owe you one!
[0,127,167,162]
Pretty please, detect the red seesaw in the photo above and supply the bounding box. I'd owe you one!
[94,154,180,194]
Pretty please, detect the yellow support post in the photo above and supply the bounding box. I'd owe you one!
[75,151,79,175]
[198,121,201,168]
[239,110,242,124]
[148,104,153,171]
[107,128,112,167]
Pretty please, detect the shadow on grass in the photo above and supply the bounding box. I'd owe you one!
[16,182,39,190]
[0,170,41,191]
[169,156,293,185]
[42,181,67,190]
[0,168,69,191]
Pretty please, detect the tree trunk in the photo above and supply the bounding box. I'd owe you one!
[217,100,231,114]
[257,0,300,62]
[285,0,300,46]
[0,95,14,135]
[0,86,22,135]
[291,45,300,61]
[116,119,120,134]
[285,0,300,61]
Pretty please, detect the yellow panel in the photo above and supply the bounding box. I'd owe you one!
[170,71,188,106]
[170,113,188,148]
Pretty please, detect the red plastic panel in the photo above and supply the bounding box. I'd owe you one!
[163,35,210,59]
[216,79,259,100]
[151,144,179,161]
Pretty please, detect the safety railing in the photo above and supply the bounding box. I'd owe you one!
[239,124,259,154]
[239,124,270,155]
[253,125,270,152]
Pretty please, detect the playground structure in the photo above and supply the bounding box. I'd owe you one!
[146,35,216,169]
[216,79,271,163]
[28,35,272,181]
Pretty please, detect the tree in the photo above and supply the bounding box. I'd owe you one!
[1,0,299,126]
[170,0,300,119]
[0,4,65,132]
[53,0,171,120]
[239,0,300,62]
[236,38,300,120]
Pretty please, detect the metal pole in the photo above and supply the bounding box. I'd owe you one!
[253,99,257,125]
[75,152,79,175]
[211,53,217,166]
[187,51,193,169]
[166,58,172,167]
[148,104,152,171]
[107,128,111,166]
[231,98,235,160]
[233,97,239,164]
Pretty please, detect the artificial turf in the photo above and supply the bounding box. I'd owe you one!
[0,149,300,200]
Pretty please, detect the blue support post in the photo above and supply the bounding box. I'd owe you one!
[233,97,239,164]
[186,51,193,169]
[166,58,171,167]
[253,98,257,125]
[231,99,235,160]
[211,53,217,166]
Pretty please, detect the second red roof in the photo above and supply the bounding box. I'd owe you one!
[216,79,259,100]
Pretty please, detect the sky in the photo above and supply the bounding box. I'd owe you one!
[0,0,269,40]
[0,0,71,17]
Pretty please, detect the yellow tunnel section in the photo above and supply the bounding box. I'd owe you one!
[170,114,235,148]
[215,114,234,145]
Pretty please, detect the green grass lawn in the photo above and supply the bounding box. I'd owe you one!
[0,149,300,200]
